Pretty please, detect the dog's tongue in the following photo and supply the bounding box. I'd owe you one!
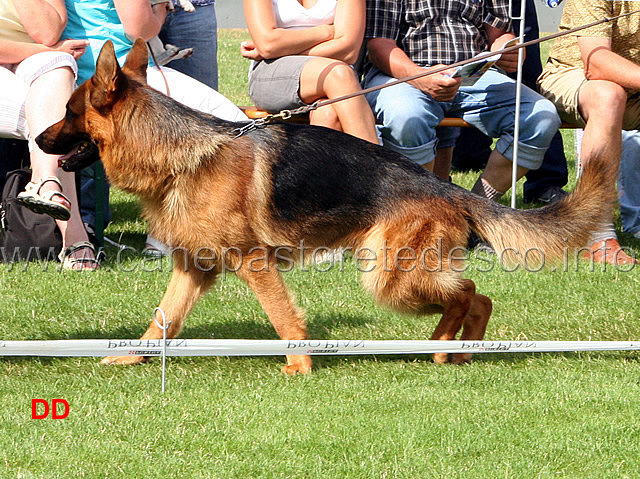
[58,144,82,162]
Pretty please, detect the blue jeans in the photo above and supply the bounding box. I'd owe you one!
[159,3,218,90]
[79,164,111,231]
[363,67,561,169]
[619,130,640,235]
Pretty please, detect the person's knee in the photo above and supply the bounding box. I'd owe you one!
[580,81,627,120]
[521,99,562,147]
[383,109,436,147]
[592,82,626,106]
[325,62,361,90]
[310,105,340,130]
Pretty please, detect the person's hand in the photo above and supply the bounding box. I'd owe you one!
[53,39,90,60]
[491,36,523,73]
[240,40,263,61]
[320,23,335,40]
[413,67,462,102]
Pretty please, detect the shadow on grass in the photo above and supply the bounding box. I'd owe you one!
[49,312,374,342]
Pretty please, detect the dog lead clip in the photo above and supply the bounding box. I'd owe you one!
[232,118,269,138]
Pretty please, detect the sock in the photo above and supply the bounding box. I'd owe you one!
[471,177,504,202]
[588,224,617,245]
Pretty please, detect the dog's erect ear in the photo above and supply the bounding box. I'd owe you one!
[122,38,149,82]
[90,40,122,111]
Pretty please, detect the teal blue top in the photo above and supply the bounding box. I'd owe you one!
[63,0,154,85]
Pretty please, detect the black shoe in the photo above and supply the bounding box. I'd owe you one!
[524,186,568,205]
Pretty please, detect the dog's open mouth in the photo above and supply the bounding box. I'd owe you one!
[58,139,100,172]
[35,131,101,172]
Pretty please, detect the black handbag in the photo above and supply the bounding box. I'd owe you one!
[0,168,62,263]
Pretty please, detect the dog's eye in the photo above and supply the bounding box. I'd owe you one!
[65,108,77,121]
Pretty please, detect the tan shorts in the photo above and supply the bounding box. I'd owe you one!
[538,62,640,130]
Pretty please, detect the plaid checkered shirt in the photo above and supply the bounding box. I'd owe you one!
[365,0,513,68]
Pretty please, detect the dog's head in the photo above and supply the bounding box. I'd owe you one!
[36,38,149,172]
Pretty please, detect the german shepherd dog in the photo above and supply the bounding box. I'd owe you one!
[37,39,615,374]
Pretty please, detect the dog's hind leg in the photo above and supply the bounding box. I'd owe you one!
[235,249,312,375]
[102,256,216,365]
[358,218,492,365]
[430,279,492,364]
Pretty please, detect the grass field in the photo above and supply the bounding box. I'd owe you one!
[1,30,640,479]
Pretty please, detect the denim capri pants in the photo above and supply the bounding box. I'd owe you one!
[248,55,314,113]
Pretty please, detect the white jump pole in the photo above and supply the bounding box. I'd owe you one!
[2,339,640,357]
[510,0,527,209]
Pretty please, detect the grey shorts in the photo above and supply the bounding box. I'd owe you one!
[248,55,313,113]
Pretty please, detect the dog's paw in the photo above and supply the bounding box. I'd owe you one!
[101,355,148,365]
[282,355,312,375]
[432,352,450,364]
[450,352,472,364]
[432,352,472,364]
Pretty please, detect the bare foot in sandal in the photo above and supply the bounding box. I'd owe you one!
[59,241,100,271]
[17,176,71,220]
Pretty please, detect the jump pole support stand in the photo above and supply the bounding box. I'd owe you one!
[153,307,171,393]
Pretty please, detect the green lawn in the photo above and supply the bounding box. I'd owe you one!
[1,30,640,479]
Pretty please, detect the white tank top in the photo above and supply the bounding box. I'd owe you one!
[272,0,337,29]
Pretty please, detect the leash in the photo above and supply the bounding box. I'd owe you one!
[146,41,172,98]
[233,9,640,137]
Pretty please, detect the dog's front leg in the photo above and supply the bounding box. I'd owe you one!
[235,249,312,375]
[102,259,215,365]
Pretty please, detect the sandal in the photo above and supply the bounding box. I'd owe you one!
[143,235,171,257]
[581,238,638,266]
[17,176,71,221]
[58,241,101,271]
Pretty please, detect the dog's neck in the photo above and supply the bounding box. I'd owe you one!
[99,88,232,198]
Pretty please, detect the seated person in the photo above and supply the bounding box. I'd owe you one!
[0,0,97,270]
[241,0,378,144]
[538,0,637,265]
[63,0,248,254]
[452,0,569,206]
[361,0,561,203]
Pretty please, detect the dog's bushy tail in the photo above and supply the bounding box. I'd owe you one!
[462,154,617,267]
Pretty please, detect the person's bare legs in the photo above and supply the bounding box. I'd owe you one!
[309,103,341,132]
[420,147,453,181]
[469,149,528,203]
[300,57,379,144]
[477,149,529,195]
[26,66,96,266]
[578,80,624,168]
[575,80,636,264]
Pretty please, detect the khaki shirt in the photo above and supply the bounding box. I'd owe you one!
[547,0,640,70]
